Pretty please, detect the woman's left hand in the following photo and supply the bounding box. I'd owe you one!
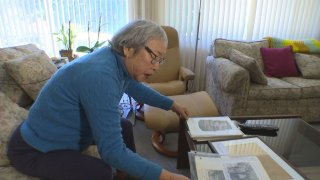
[171,102,190,120]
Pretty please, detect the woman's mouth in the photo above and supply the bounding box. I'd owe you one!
[144,74,151,78]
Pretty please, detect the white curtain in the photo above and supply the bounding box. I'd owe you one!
[252,0,320,40]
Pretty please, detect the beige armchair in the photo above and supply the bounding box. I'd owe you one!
[135,26,195,120]
[146,26,195,96]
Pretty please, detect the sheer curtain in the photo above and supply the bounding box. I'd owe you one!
[131,0,320,91]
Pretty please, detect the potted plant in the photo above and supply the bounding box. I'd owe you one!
[53,20,76,61]
[76,15,106,53]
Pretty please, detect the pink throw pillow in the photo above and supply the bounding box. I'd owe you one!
[260,46,298,77]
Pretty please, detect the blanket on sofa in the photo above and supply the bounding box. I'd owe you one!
[265,37,320,54]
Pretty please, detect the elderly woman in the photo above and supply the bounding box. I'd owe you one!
[7,20,189,180]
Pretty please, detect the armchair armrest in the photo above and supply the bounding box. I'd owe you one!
[179,67,195,81]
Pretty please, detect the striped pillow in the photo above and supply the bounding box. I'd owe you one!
[265,37,320,54]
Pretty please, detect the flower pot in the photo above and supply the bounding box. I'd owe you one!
[59,49,75,61]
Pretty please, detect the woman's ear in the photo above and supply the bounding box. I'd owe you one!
[123,47,135,58]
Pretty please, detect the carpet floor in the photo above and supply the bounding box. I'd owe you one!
[130,116,190,178]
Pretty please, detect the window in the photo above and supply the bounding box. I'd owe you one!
[0,0,128,56]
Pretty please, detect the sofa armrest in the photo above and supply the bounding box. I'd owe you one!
[179,66,195,81]
[208,57,250,93]
[206,56,251,115]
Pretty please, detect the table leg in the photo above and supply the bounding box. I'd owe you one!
[177,118,190,169]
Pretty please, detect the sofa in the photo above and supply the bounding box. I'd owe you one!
[0,44,99,179]
[206,38,320,123]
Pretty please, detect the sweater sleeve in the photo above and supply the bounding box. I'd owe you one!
[126,80,174,110]
[79,72,162,180]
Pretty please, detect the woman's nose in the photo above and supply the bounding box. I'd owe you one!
[151,62,160,70]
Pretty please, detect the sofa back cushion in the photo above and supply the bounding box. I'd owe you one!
[260,46,299,78]
[229,49,268,85]
[0,44,41,107]
[213,38,269,70]
[295,53,320,79]
[0,91,29,166]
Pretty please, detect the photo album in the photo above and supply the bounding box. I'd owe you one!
[187,116,244,141]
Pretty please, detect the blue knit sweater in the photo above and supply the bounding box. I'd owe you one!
[20,46,173,180]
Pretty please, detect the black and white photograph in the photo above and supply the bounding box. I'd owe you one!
[198,120,232,131]
[224,162,259,180]
[194,155,270,180]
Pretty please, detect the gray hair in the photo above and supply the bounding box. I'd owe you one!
[111,19,168,56]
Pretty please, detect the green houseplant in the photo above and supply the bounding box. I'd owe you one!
[53,20,76,60]
[76,15,106,53]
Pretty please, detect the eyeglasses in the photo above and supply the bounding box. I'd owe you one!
[144,46,165,65]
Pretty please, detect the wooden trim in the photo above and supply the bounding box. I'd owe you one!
[151,131,177,157]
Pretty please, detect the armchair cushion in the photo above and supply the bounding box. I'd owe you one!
[0,92,29,166]
[295,53,320,79]
[260,46,299,78]
[229,49,267,85]
[144,91,219,132]
[4,50,57,100]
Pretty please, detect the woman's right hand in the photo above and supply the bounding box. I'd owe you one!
[159,169,189,180]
